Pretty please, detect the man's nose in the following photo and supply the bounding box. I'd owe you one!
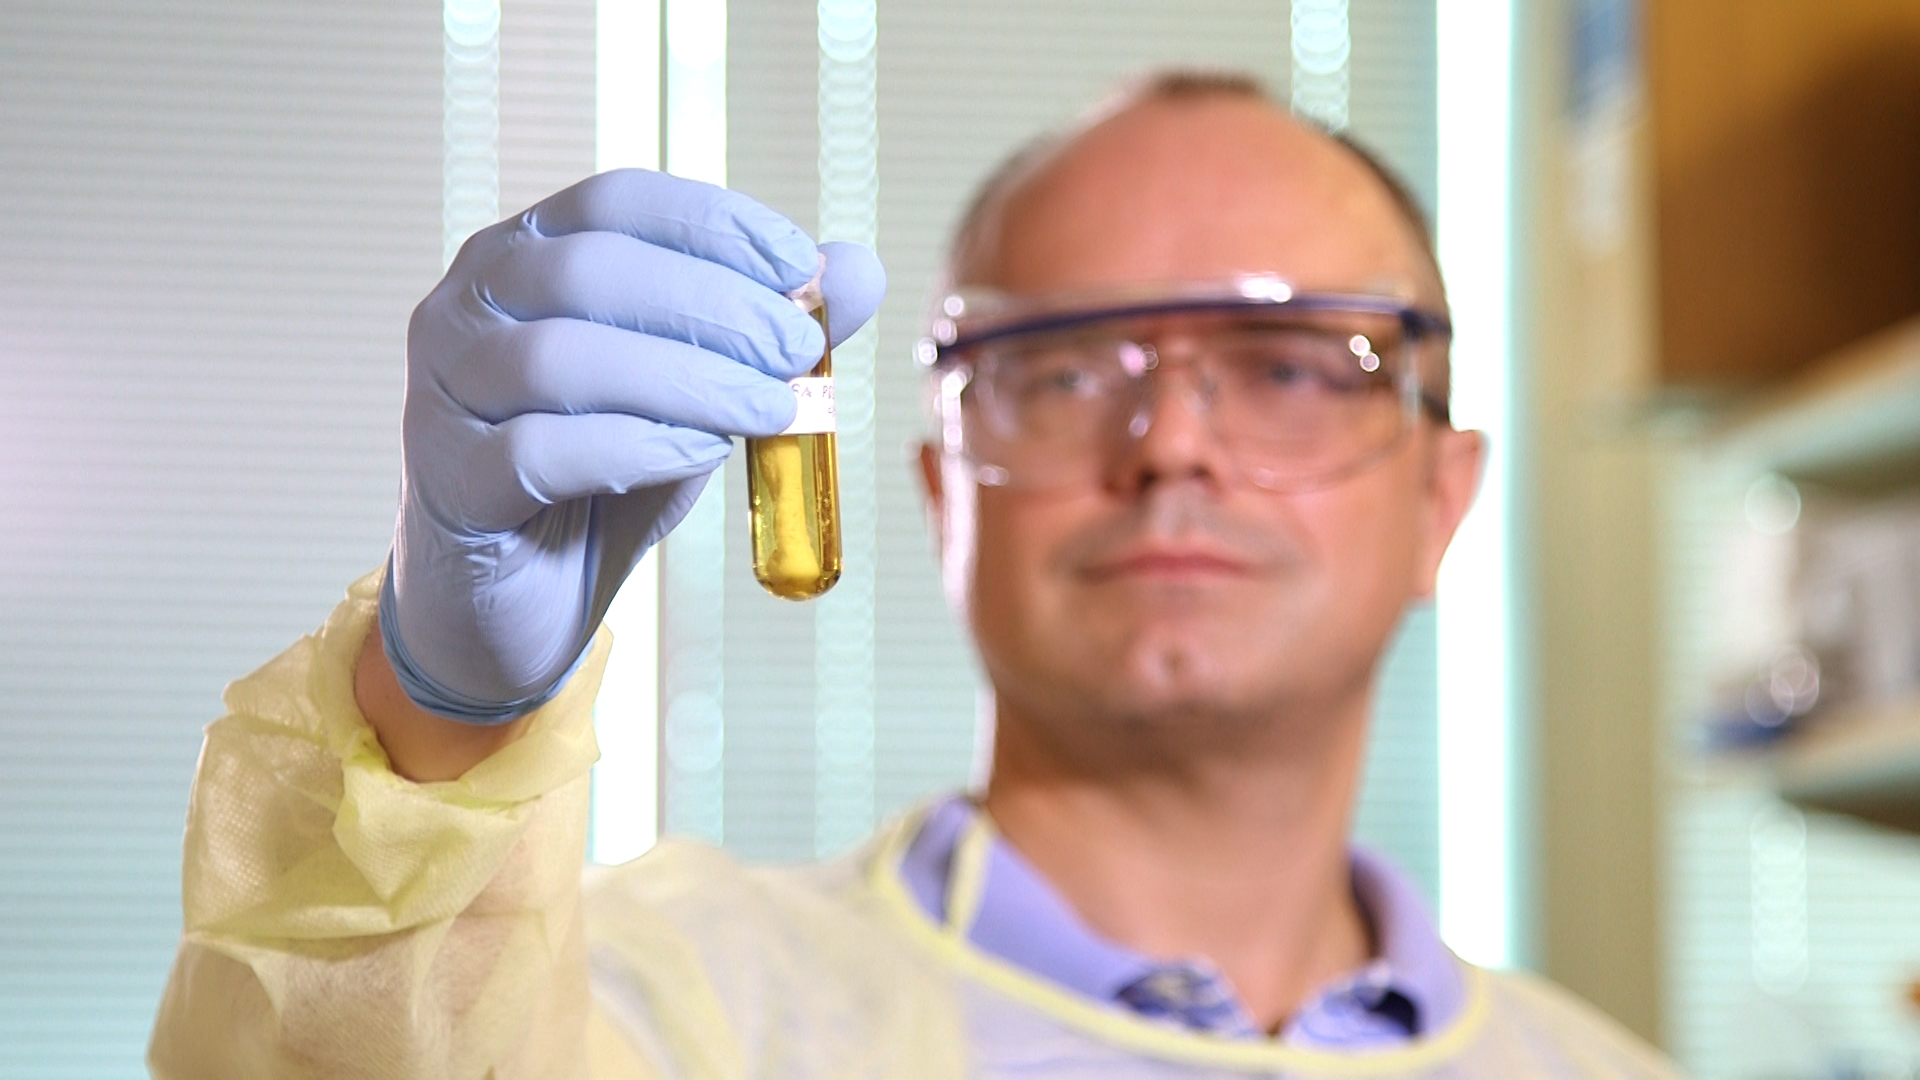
[1101,366,1235,494]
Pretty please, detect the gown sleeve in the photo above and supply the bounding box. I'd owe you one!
[147,571,609,1080]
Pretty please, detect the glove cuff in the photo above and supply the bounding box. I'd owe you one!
[377,558,591,726]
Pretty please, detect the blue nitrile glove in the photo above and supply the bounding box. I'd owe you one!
[380,169,886,723]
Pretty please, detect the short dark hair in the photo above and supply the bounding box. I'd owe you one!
[945,68,1441,291]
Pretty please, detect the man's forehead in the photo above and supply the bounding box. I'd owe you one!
[954,95,1441,306]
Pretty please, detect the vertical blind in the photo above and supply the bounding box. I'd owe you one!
[0,2,602,1073]
[0,4,442,1075]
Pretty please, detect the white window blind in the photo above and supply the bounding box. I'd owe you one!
[0,2,600,1073]
[0,4,442,1074]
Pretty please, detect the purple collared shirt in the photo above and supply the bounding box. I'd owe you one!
[899,796,1464,1049]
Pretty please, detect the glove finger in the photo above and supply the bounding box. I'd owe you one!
[523,168,818,293]
[818,241,887,347]
[484,231,827,379]
[466,412,732,533]
[458,318,800,438]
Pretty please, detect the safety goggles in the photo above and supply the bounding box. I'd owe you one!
[916,275,1453,492]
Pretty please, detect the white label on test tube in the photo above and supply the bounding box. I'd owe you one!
[781,377,836,435]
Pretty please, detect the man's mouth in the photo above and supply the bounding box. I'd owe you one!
[1052,481,1297,583]
[1082,545,1254,581]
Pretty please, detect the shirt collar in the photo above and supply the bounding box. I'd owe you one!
[896,796,1464,1043]
[1344,845,1464,1034]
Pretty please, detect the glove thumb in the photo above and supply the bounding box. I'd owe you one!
[818,240,887,346]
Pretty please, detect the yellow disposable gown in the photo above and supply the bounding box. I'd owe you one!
[149,575,1681,1078]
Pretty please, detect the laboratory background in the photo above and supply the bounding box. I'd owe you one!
[3,0,1919,1076]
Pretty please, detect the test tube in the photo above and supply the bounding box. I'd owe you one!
[746,271,842,600]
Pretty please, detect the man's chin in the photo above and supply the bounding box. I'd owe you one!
[1090,641,1270,719]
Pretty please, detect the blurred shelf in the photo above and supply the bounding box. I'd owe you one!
[1710,313,1920,496]
[1774,697,1920,834]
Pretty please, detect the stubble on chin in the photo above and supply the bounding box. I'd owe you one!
[1011,623,1309,772]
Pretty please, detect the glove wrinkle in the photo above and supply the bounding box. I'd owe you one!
[525,170,818,290]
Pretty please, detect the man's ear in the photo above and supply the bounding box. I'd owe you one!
[1412,427,1486,600]
[919,442,979,617]
[918,441,945,536]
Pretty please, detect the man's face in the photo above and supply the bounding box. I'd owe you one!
[925,96,1482,749]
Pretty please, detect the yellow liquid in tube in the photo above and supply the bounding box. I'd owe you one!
[747,293,841,599]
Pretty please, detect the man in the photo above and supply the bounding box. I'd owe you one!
[149,72,1677,1077]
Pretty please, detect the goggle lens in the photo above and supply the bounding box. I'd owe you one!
[934,303,1446,491]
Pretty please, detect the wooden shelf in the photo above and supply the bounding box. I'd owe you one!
[1774,698,1920,835]
[1648,1,1920,388]
[1710,313,1920,496]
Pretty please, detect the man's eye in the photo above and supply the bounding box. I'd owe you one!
[1048,367,1100,392]
[1018,359,1107,398]
[1235,338,1377,395]
[1242,353,1348,394]
[1253,359,1317,386]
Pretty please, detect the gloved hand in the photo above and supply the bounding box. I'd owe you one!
[380,168,886,723]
